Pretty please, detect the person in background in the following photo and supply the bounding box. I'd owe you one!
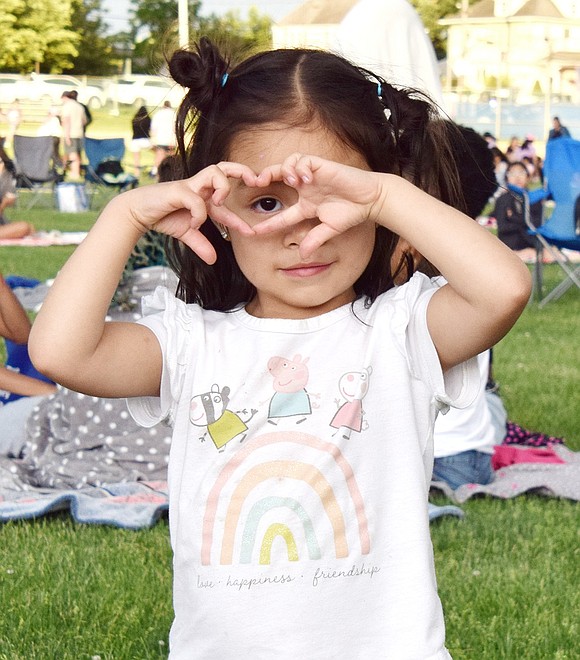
[150,100,176,177]
[129,105,152,176]
[494,161,548,262]
[67,90,92,133]
[0,272,56,454]
[0,141,34,239]
[3,100,22,150]
[60,91,86,180]
[548,116,571,141]
[482,131,497,149]
[505,136,521,163]
[432,127,564,490]
[36,106,63,169]
[490,146,508,195]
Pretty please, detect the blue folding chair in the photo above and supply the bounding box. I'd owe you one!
[84,137,138,206]
[525,138,580,307]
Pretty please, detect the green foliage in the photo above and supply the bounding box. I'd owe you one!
[130,0,203,72]
[66,0,117,75]
[195,8,273,57]
[0,0,80,72]
[129,0,272,73]
[412,0,477,59]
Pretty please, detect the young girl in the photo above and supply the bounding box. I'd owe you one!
[30,39,531,659]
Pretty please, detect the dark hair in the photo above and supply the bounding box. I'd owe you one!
[506,161,529,176]
[448,125,497,220]
[134,105,149,120]
[165,38,463,310]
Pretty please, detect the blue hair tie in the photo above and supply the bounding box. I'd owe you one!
[221,73,229,88]
[376,82,382,98]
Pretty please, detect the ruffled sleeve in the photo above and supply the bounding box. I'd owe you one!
[127,286,199,427]
[381,273,479,413]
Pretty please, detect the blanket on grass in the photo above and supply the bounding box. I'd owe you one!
[0,231,88,246]
[431,443,580,503]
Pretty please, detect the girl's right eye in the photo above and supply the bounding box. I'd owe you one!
[252,197,282,213]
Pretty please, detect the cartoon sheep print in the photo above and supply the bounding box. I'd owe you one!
[330,367,372,436]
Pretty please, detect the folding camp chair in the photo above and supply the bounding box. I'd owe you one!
[12,135,61,209]
[524,138,580,307]
[84,138,138,207]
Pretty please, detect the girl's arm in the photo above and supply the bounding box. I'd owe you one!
[0,273,32,344]
[0,366,57,397]
[254,156,531,371]
[29,164,257,398]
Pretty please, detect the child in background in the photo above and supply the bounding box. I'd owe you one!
[494,161,549,262]
[30,39,531,659]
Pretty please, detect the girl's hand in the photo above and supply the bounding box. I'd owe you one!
[253,154,385,257]
[117,162,259,264]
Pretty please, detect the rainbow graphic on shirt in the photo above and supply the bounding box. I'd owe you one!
[201,431,370,566]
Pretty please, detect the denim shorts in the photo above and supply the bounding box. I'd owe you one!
[433,450,494,490]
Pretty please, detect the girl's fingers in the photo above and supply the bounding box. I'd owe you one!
[208,202,255,236]
[252,204,308,234]
[177,227,218,265]
[298,224,340,259]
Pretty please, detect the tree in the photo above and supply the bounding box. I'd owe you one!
[129,1,272,73]
[66,0,117,75]
[130,0,203,71]
[411,0,476,60]
[0,0,79,72]
[195,8,272,57]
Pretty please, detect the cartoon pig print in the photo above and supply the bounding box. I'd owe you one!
[267,354,312,424]
[330,367,372,438]
[190,384,257,451]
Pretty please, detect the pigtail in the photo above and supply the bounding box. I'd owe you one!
[168,37,230,177]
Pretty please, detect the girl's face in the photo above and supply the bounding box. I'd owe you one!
[507,165,529,188]
[223,124,376,319]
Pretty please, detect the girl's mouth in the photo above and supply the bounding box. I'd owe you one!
[282,263,331,278]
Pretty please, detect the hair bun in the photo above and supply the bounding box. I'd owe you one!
[169,38,229,112]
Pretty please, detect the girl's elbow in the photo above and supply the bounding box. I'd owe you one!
[28,328,62,383]
[499,264,532,319]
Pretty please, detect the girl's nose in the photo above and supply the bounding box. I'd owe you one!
[283,217,319,248]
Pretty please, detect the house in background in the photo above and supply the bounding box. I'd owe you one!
[272,0,357,51]
[441,0,580,103]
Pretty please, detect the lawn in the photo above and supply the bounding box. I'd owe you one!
[0,204,578,659]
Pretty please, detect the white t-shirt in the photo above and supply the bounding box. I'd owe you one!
[129,273,477,659]
[433,351,497,458]
[150,106,176,148]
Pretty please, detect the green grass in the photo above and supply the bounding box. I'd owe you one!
[1,208,579,658]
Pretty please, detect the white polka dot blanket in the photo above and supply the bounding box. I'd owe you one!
[0,387,171,529]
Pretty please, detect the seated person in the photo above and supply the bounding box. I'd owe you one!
[493,161,548,263]
[0,272,56,456]
[429,127,562,490]
[0,142,34,239]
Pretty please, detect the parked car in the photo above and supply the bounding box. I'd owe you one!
[16,74,106,109]
[109,76,185,109]
[0,74,27,104]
